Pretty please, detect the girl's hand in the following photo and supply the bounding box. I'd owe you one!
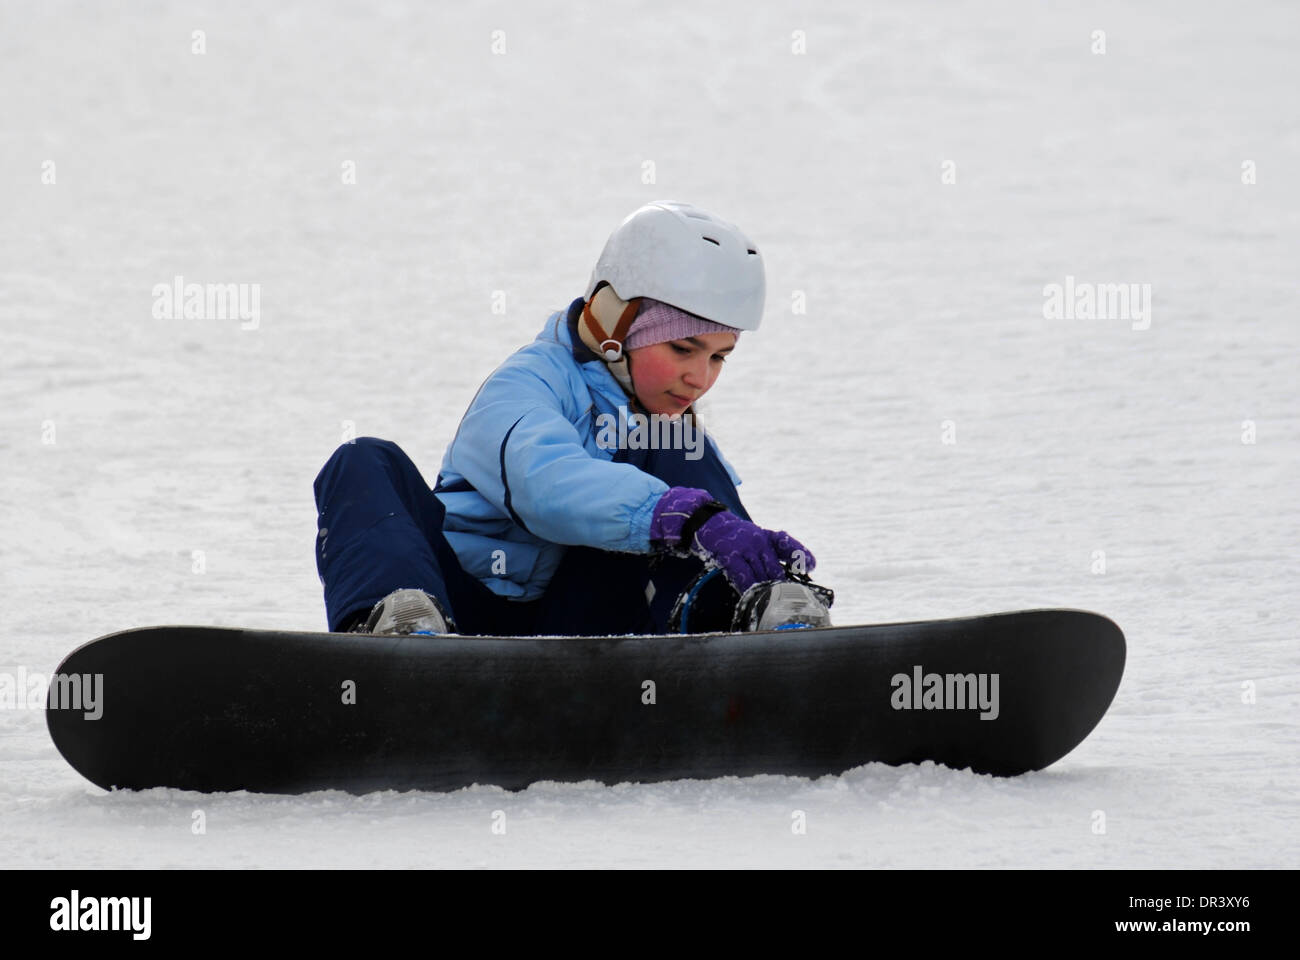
[650,487,815,594]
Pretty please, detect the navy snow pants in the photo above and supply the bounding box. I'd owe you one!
[313,436,751,636]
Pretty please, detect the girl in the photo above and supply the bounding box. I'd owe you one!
[313,201,831,636]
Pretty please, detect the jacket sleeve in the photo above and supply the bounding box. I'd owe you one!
[446,349,668,552]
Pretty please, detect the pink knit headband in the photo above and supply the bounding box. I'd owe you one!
[624,299,741,352]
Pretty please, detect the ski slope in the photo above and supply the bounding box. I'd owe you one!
[1,0,1297,868]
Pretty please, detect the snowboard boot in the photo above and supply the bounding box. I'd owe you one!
[355,589,455,636]
[732,576,834,631]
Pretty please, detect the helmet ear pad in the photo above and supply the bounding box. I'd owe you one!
[581,285,641,360]
[577,285,641,400]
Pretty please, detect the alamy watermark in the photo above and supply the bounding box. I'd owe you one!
[1,667,103,719]
[891,665,1000,720]
[1043,275,1151,330]
[152,275,261,329]
[50,891,150,940]
[595,406,704,460]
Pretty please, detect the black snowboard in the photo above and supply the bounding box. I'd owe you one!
[46,609,1124,794]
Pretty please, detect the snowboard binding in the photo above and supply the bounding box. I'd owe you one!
[667,565,834,634]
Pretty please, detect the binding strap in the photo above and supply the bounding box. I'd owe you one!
[678,499,729,552]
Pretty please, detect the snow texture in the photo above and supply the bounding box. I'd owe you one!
[1,0,1297,868]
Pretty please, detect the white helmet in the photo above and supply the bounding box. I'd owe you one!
[585,201,765,331]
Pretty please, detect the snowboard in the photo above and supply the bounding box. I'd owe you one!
[46,609,1124,795]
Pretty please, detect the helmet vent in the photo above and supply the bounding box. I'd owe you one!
[747,249,757,255]
[702,236,720,246]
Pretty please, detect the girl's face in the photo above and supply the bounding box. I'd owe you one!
[627,332,737,416]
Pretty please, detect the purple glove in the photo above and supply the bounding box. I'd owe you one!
[650,487,815,594]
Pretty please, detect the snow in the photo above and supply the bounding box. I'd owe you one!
[2,0,1297,868]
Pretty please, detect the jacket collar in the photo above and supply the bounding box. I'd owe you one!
[547,298,641,411]
[564,297,600,362]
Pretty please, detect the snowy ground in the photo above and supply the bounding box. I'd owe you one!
[2,0,1297,868]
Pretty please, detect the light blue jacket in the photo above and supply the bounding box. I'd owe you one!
[435,298,742,601]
